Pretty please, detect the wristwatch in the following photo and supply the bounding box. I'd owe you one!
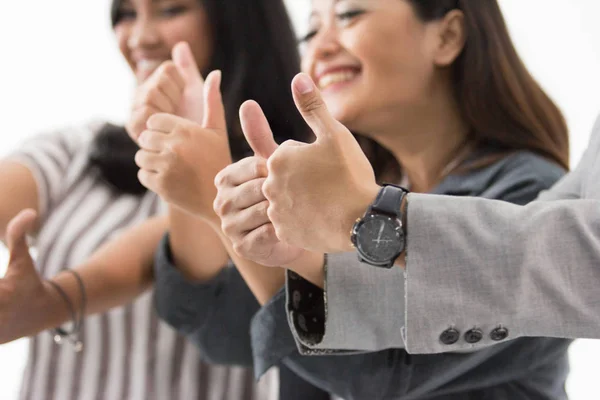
[351,184,409,268]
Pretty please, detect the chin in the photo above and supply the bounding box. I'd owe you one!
[327,105,364,133]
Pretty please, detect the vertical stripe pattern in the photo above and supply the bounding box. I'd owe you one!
[10,124,277,400]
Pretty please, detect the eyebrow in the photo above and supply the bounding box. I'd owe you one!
[309,0,346,18]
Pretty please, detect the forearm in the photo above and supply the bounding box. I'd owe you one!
[215,230,286,305]
[168,206,228,282]
[57,216,166,317]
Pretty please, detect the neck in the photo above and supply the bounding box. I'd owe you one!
[368,90,471,193]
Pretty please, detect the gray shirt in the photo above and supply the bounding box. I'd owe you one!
[154,149,571,399]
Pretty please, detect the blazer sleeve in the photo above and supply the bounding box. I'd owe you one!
[153,233,259,366]
[403,125,600,353]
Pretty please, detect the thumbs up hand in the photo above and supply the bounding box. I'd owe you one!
[263,73,380,254]
[126,42,205,141]
[0,210,54,344]
[135,69,232,219]
[213,101,305,266]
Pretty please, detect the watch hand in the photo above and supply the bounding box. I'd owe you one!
[375,221,385,248]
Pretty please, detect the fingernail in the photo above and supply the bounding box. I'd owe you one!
[294,74,314,94]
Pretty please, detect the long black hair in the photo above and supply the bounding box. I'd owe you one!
[90,0,307,195]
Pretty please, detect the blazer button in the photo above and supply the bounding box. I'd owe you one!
[490,327,509,341]
[464,328,483,344]
[440,328,460,345]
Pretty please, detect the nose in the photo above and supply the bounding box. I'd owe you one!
[127,15,161,51]
[311,23,342,61]
[302,22,342,74]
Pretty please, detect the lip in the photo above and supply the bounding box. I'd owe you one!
[134,58,169,81]
[313,65,362,92]
[314,65,362,81]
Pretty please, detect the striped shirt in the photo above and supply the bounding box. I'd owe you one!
[8,122,278,400]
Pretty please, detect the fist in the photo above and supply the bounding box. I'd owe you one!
[135,71,232,219]
[213,101,304,266]
[126,42,205,142]
[262,73,379,253]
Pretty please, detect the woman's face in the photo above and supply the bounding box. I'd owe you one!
[301,0,451,132]
[114,0,212,85]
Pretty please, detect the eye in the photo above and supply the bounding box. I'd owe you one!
[298,30,318,44]
[114,8,136,24]
[336,9,365,22]
[160,5,188,17]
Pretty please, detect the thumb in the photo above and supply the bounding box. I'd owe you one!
[202,70,227,132]
[291,73,341,141]
[172,42,204,87]
[240,100,279,159]
[6,209,37,269]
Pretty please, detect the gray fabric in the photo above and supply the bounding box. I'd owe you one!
[288,150,567,353]
[404,120,600,354]
[249,150,573,399]
[154,149,573,399]
[153,236,334,400]
[154,236,259,366]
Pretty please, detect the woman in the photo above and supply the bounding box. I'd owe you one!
[149,0,574,398]
[0,0,322,398]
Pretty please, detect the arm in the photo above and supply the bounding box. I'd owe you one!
[404,195,600,353]
[153,233,260,365]
[0,161,39,243]
[0,214,166,343]
[167,206,228,281]
[403,130,599,353]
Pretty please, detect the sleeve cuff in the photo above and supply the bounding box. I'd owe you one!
[250,288,298,378]
[287,253,406,354]
[153,233,230,334]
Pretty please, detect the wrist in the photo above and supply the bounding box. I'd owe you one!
[394,195,408,269]
[343,182,381,252]
[40,278,75,330]
[284,251,325,289]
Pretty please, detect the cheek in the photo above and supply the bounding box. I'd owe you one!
[114,27,133,66]
[356,26,433,105]
[161,16,212,70]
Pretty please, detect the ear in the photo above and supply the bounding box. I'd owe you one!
[432,10,466,67]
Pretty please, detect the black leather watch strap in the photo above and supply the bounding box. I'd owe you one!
[371,184,409,217]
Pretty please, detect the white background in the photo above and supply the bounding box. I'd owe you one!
[1,0,599,398]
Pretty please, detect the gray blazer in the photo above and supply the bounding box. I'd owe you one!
[154,149,572,399]
[308,118,600,357]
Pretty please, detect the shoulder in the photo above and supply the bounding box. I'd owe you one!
[494,151,566,186]
[478,151,566,205]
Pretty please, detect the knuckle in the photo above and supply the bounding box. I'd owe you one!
[302,95,324,114]
[160,62,177,76]
[232,241,245,257]
[262,179,274,199]
[253,160,267,178]
[266,153,284,172]
[147,113,160,129]
[145,87,161,102]
[221,220,234,237]
[214,170,230,187]
[213,196,232,217]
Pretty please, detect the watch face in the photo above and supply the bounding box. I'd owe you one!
[355,214,403,264]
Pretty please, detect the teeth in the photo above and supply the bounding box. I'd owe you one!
[318,71,358,89]
[137,59,163,73]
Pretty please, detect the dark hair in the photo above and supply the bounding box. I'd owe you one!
[360,0,570,182]
[91,0,307,195]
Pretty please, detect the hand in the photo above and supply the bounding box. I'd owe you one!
[126,41,205,141]
[261,73,380,254]
[0,210,60,344]
[213,101,305,266]
[135,70,232,219]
